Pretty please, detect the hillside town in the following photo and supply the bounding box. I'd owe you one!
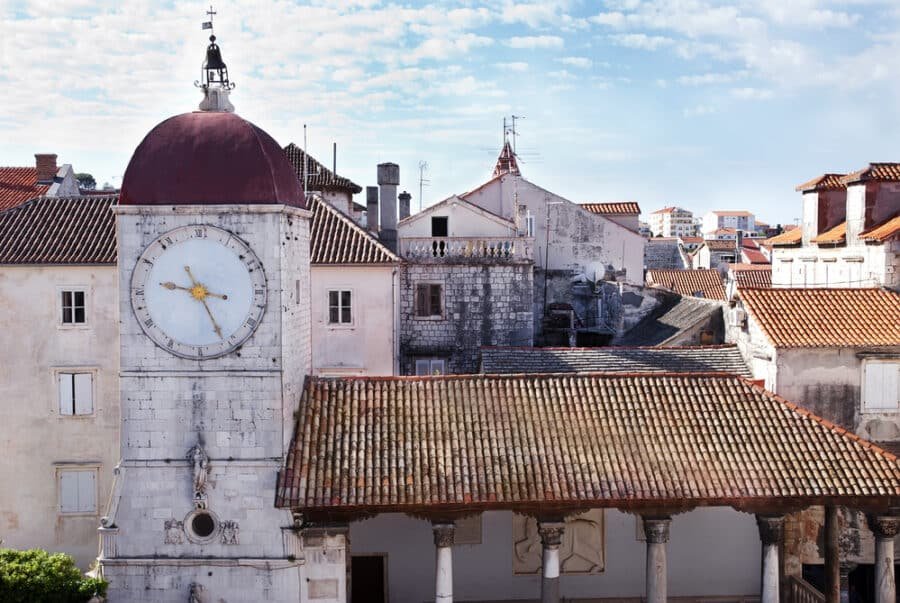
[0,9,899,603]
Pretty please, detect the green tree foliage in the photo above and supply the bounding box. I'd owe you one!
[0,548,107,603]
[75,173,96,190]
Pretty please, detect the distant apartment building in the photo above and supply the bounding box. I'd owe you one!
[702,210,755,235]
[648,206,694,237]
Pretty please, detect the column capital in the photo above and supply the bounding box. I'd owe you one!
[432,522,455,548]
[756,514,784,545]
[642,517,671,544]
[538,521,566,549]
[867,514,900,539]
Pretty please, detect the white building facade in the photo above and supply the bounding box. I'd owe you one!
[702,210,755,235]
[648,206,695,238]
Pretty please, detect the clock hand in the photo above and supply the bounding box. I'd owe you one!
[160,281,228,300]
[199,297,224,340]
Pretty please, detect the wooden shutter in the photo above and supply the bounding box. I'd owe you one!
[77,471,96,512]
[60,470,97,513]
[74,373,93,415]
[60,471,78,512]
[58,374,74,415]
[865,363,899,410]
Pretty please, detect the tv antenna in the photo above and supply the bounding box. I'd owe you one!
[418,161,430,212]
[504,115,524,153]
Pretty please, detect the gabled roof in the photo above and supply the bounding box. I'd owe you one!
[711,210,753,217]
[795,174,847,193]
[492,141,520,177]
[480,345,751,377]
[739,288,900,348]
[616,295,723,346]
[860,214,900,243]
[647,269,727,301]
[283,143,363,194]
[0,196,117,265]
[843,163,900,185]
[740,239,770,264]
[310,196,398,265]
[580,202,641,216]
[398,194,515,230]
[0,167,50,211]
[703,239,738,252]
[730,265,772,289]
[765,227,802,247]
[812,221,847,245]
[277,373,900,515]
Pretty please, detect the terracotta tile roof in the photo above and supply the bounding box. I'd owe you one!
[741,247,770,264]
[651,206,688,214]
[681,236,703,245]
[843,163,900,185]
[283,143,363,194]
[795,174,847,193]
[739,288,900,348]
[310,196,398,265]
[493,141,520,177]
[480,345,750,377]
[0,196,117,264]
[860,214,900,242]
[617,295,722,346]
[647,269,727,301]
[276,373,900,513]
[0,167,49,211]
[812,221,847,245]
[765,228,802,247]
[712,210,753,217]
[704,239,738,252]
[732,267,772,289]
[580,202,641,216]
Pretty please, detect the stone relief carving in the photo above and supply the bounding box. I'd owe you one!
[221,520,239,545]
[164,519,184,545]
[188,582,206,603]
[513,510,605,575]
[187,444,209,504]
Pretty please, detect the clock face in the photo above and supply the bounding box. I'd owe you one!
[130,225,267,359]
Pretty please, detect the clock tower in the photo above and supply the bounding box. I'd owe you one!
[99,30,310,602]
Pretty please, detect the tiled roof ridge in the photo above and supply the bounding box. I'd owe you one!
[859,213,900,242]
[741,378,898,463]
[479,344,741,351]
[842,162,900,185]
[309,195,399,264]
[795,173,847,192]
[307,370,745,383]
[283,143,363,194]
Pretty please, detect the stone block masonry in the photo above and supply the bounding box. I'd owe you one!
[399,262,534,374]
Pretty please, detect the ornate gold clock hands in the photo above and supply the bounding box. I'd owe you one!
[160,281,228,300]
[198,297,224,339]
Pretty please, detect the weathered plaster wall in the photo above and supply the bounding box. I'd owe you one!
[771,242,897,289]
[398,197,515,238]
[0,265,119,569]
[311,265,397,376]
[399,262,533,374]
[349,508,760,601]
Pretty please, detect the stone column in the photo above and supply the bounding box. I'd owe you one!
[756,515,784,603]
[824,506,840,603]
[433,522,455,603]
[867,515,900,603]
[538,521,566,603]
[643,517,671,603]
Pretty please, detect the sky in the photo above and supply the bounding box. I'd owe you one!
[2,0,900,226]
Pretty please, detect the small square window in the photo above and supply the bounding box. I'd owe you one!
[61,290,86,324]
[863,362,900,411]
[59,469,96,514]
[328,290,352,324]
[58,373,93,416]
[415,284,442,317]
[415,358,445,376]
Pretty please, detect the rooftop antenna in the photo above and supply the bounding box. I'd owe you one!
[418,161,430,212]
[509,115,524,154]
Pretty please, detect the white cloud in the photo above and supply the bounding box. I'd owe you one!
[731,87,775,100]
[609,33,673,51]
[683,104,718,118]
[496,62,530,72]
[556,56,592,68]
[506,35,564,49]
[677,71,747,86]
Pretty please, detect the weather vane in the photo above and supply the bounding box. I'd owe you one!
[202,5,216,34]
[195,4,235,91]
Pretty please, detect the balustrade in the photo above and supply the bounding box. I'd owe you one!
[400,236,533,261]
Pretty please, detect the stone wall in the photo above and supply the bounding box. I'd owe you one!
[399,262,533,374]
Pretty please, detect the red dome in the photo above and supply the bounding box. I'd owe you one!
[120,112,305,208]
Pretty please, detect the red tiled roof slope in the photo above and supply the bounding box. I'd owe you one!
[860,215,900,242]
[795,174,847,192]
[704,239,737,251]
[310,196,398,265]
[284,143,363,194]
[581,202,641,215]
[740,288,900,348]
[647,269,727,301]
[732,267,772,289]
[0,196,117,264]
[0,167,49,211]
[765,228,802,247]
[812,222,847,245]
[276,373,900,512]
[843,163,900,185]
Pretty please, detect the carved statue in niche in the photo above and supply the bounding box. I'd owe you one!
[187,444,209,500]
[221,520,239,545]
[513,510,605,575]
[164,519,184,545]
[188,582,206,603]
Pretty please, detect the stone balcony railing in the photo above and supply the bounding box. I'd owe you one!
[400,236,534,263]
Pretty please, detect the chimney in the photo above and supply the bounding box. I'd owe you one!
[366,186,379,233]
[736,229,744,253]
[398,191,411,221]
[35,154,58,183]
[377,163,399,252]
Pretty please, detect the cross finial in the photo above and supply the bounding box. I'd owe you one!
[202,5,217,36]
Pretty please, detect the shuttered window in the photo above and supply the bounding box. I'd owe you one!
[415,284,442,317]
[59,470,96,514]
[864,362,900,411]
[58,373,93,415]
